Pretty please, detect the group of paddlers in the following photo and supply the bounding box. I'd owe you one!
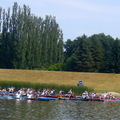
[82,91,115,99]
[0,87,56,98]
[0,87,115,99]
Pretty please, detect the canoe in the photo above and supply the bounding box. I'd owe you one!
[2,95,16,99]
[115,99,120,101]
[68,98,103,101]
[37,97,57,101]
[69,98,89,101]
[40,94,70,98]
[100,98,115,101]
[115,97,120,101]
[58,97,89,101]
[0,94,118,102]
[67,98,114,102]
[88,98,104,102]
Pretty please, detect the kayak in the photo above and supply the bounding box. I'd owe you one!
[69,98,89,101]
[88,98,104,102]
[0,94,118,102]
[100,98,115,101]
[37,97,57,101]
[2,95,16,99]
[114,97,120,101]
[115,99,120,101]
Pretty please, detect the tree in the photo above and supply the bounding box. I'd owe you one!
[89,34,104,72]
[0,33,2,67]
[0,2,64,70]
[98,33,114,73]
[1,8,12,68]
[111,39,120,73]
[72,35,94,72]
[64,39,75,60]
[57,30,64,63]
[0,7,2,67]
[0,7,2,32]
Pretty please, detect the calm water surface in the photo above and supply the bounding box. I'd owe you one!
[0,99,120,120]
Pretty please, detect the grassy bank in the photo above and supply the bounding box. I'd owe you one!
[0,81,93,95]
[0,69,120,93]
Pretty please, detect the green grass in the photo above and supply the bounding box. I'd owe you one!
[0,80,94,95]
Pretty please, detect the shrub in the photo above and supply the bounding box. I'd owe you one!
[48,63,63,71]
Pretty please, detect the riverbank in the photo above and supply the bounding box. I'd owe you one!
[0,69,120,93]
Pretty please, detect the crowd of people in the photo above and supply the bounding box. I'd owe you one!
[82,91,115,99]
[0,87,115,99]
[0,87,57,98]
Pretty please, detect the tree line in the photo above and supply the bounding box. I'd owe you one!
[0,3,64,69]
[0,3,120,73]
[62,34,120,73]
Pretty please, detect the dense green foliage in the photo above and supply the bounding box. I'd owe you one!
[0,3,64,69]
[0,3,120,73]
[64,34,120,73]
[0,81,93,94]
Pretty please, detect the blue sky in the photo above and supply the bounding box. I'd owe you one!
[1,0,120,41]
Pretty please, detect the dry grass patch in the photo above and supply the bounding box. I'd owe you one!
[0,69,120,92]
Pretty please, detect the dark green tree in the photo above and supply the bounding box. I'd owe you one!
[0,7,2,32]
[0,7,2,67]
[89,34,104,72]
[72,35,94,72]
[64,39,75,60]
[111,39,120,73]
[1,2,64,70]
[1,8,12,68]
[98,33,114,73]
[57,30,64,63]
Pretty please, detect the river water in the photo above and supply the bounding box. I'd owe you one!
[0,99,120,120]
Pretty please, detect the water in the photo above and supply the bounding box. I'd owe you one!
[0,99,120,120]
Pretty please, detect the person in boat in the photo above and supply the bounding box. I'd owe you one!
[99,92,109,99]
[82,91,89,99]
[89,92,96,99]
[21,88,27,96]
[68,89,73,94]
[108,93,115,99]
[16,91,21,99]
[58,90,64,100]
[67,89,75,99]
[36,89,41,97]
[58,93,63,100]
[9,87,15,93]
[41,89,46,96]
[69,92,75,99]
[46,90,51,96]
[50,89,55,95]
[27,92,33,99]
[59,90,64,95]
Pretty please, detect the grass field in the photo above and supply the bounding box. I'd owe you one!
[0,69,120,93]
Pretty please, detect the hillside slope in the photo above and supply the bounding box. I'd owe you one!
[0,69,120,92]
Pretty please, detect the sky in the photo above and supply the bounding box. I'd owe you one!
[1,0,120,41]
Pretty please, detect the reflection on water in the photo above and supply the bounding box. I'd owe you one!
[0,99,120,120]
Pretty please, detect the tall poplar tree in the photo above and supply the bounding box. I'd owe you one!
[0,2,64,70]
[0,7,2,67]
[0,7,2,32]
[1,8,12,68]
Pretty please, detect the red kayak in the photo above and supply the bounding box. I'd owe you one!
[100,98,115,101]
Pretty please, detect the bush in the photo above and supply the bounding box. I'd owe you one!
[48,63,63,71]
